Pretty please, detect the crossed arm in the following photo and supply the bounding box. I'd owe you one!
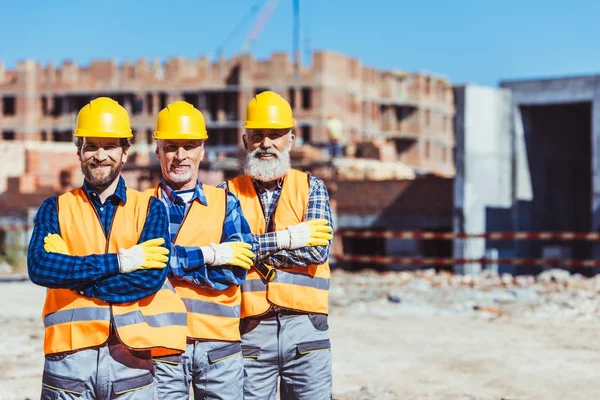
[27,197,170,303]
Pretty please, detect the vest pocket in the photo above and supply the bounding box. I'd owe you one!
[112,371,154,395]
[241,345,261,359]
[208,342,242,364]
[42,370,85,397]
[297,339,331,356]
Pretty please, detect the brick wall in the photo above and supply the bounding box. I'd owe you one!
[0,50,456,184]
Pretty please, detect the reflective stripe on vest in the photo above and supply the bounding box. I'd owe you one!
[146,184,242,341]
[42,187,187,355]
[228,169,330,317]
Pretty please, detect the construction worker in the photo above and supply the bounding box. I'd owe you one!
[326,114,343,158]
[27,97,187,399]
[147,101,254,399]
[222,91,334,400]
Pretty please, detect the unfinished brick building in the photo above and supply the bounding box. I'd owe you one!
[0,50,454,190]
[0,50,455,269]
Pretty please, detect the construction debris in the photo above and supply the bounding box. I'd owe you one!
[329,268,600,321]
[332,158,416,181]
[2,271,600,399]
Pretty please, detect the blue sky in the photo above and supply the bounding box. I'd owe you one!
[2,0,599,86]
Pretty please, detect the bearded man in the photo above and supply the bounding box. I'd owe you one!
[27,97,187,399]
[219,91,335,400]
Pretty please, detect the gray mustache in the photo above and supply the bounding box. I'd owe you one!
[255,151,279,157]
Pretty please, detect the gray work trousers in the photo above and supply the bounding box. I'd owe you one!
[153,340,243,400]
[41,333,155,399]
[241,312,332,400]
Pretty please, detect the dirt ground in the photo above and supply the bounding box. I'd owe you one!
[1,271,600,400]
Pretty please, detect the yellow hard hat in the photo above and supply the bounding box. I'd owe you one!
[244,91,295,130]
[153,101,208,140]
[74,97,132,138]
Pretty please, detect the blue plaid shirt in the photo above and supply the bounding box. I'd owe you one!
[157,179,251,290]
[219,173,332,267]
[27,177,171,303]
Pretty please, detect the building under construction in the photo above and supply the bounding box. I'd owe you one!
[0,50,454,175]
[0,50,455,269]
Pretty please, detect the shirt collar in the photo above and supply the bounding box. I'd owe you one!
[252,177,284,194]
[159,179,208,207]
[83,176,127,204]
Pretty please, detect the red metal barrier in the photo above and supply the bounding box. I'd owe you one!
[334,254,600,268]
[336,229,600,268]
[337,230,600,241]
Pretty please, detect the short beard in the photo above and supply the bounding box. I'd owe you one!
[244,146,291,183]
[81,162,121,190]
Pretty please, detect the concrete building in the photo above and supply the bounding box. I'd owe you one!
[453,76,600,275]
[453,85,514,274]
[502,76,600,268]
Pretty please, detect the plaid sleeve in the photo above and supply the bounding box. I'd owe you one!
[264,176,333,268]
[217,180,279,260]
[253,231,280,260]
[27,197,120,290]
[85,197,169,303]
[170,191,251,290]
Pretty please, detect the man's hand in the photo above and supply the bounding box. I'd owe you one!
[202,242,255,270]
[118,238,170,273]
[43,233,70,255]
[276,219,333,250]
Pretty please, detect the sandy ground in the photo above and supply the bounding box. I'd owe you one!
[1,274,600,400]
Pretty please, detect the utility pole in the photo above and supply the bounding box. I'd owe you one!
[293,0,303,147]
[293,0,300,82]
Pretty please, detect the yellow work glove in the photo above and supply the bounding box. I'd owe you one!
[201,242,255,270]
[276,219,333,250]
[117,238,170,273]
[43,233,70,255]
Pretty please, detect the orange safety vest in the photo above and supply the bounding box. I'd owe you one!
[228,169,330,318]
[42,187,187,356]
[146,184,242,342]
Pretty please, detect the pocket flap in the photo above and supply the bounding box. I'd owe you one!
[297,339,331,355]
[42,371,85,395]
[208,342,242,363]
[153,354,182,365]
[113,372,154,395]
[241,345,261,358]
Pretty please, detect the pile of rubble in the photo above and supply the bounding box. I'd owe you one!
[332,158,416,181]
[329,268,600,321]
[333,386,400,400]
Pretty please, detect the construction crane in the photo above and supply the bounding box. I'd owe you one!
[243,0,301,81]
[214,0,279,58]
[243,0,279,53]
[215,0,303,83]
[214,0,266,59]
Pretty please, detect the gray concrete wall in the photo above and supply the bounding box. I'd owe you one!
[501,76,597,105]
[453,85,514,274]
[501,75,600,263]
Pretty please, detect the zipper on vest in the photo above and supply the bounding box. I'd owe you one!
[87,189,120,334]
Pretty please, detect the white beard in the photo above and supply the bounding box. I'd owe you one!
[244,145,291,182]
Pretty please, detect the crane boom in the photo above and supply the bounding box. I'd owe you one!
[243,0,279,52]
